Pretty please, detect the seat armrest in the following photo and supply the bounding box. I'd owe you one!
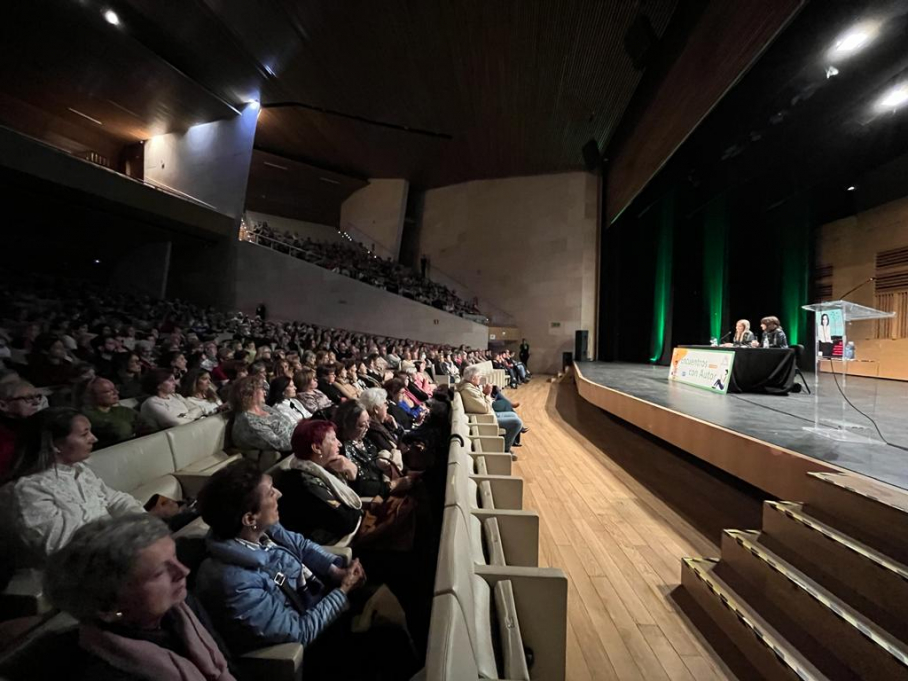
[467,414,497,425]
[472,510,539,567]
[1,569,53,618]
[475,565,568,681]
[470,423,500,437]
[320,546,352,566]
[172,472,215,498]
[470,474,523,510]
[471,452,511,476]
[471,436,506,453]
[239,643,304,681]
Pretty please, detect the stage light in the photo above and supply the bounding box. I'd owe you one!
[103,9,120,26]
[825,66,839,79]
[246,99,260,110]
[847,185,856,191]
[875,83,908,112]
[828,21,880,60]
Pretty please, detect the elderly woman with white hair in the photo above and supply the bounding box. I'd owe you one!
[359,387,406,470]
[455,365,524,452]
[42,514,236,681]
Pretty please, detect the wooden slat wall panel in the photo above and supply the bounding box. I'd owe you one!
[605,0,803,223]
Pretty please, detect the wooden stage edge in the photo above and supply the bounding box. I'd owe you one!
[572,362,850,501]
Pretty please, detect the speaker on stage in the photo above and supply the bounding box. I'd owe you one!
[575,330,589,362]
[562,351,573,371]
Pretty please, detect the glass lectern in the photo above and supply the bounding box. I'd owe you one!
[801,301,895,443]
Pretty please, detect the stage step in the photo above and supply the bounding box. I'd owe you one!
[719,529,908,680]
[806,471,908,565]
[760,500,908,643]
[679,557,829,681]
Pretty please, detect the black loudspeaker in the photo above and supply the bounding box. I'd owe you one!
[575,330,589,362]
[562,351,573,370]
[624,14,657,70]
[582,139,602,172]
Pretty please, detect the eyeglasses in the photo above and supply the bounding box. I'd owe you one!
[10,394,42,403]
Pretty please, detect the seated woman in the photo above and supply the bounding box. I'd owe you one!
[114,352,144,399]
[82,377,142,450]
[272,420,363,546]
[139,369,204,432]
[729,319,755,346]
[160,350,189,382]
[293,368,335,416]
[230,375,296,452]
[267,375,313,422]
[334,361,361,401]
[0,408,144,568]
[359,388,405,470]
[754,315,789,348]
[383,378,422,429]
[398,370,429,405]
[43,514,235,681]
[27,334,75,387]
[271,357,293,380]
[179,368,225,416]
[316,365,346,405]
[333,400,414,498]
[410,359,436,397]
[195,461,417,678]
[216,359,248,402]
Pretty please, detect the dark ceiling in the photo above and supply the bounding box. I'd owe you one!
[624,0,908,224]
[1,0,679,205]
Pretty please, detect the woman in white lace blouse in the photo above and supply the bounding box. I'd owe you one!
[0,407,143,568]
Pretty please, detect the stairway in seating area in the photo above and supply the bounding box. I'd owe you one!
[677,470,908,680]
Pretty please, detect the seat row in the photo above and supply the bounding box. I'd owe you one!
[420,392,568,680]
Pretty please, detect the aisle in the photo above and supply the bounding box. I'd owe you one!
[507,375,763,681]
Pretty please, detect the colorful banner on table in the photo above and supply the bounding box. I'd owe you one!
[668,347,735,394]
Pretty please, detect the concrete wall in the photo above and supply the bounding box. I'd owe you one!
[144,104,259,219]
[246,211,344,245]
[340,179,409,260]
[235,242,489,348]
[419,172,599,373]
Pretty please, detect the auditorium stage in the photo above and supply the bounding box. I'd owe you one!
[574,361,908,500]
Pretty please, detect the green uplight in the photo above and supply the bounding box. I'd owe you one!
[703,198,728,341]
[650,195,674,363]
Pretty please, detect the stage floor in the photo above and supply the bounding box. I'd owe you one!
[576,361,908,492]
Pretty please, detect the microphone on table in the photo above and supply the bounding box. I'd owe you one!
[718,330,734,343]
[840,277,875,300]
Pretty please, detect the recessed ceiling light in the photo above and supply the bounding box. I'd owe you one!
[828,20,880,60]
[263,161,288,171]
[103,9,120,26]
[876,83,908,112]
[847,186,856,191]
[319,177,341,185]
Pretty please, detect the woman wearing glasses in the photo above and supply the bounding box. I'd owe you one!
[0,379,44,478]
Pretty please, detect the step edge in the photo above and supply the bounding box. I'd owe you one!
[682,557,829,681]
[808,472,908,514]
[724,529,908,667]
[764,501,908,580]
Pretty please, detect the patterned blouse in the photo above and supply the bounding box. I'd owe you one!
[232,406,297,452]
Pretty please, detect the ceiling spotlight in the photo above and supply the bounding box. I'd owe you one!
[847,186,856,191]
[825,66,839,79]
[828,21,880,60]
[876,83,908,112]
[246,99,260,110]
[103,9,120,26]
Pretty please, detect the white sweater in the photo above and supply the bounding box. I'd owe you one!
[140,394,204,431]
[0,463,143,568]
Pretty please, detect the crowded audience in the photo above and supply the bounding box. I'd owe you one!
[246,219,484,319]
[0,271,528,679]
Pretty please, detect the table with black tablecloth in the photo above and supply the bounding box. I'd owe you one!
[678,345,797,394]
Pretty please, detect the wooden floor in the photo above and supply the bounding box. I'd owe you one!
[509,375,766,681]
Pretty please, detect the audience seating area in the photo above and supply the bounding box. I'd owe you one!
[421,392,568,681]
[244,219,486,321]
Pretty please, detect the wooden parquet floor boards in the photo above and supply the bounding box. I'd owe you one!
[504,375,764,680]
